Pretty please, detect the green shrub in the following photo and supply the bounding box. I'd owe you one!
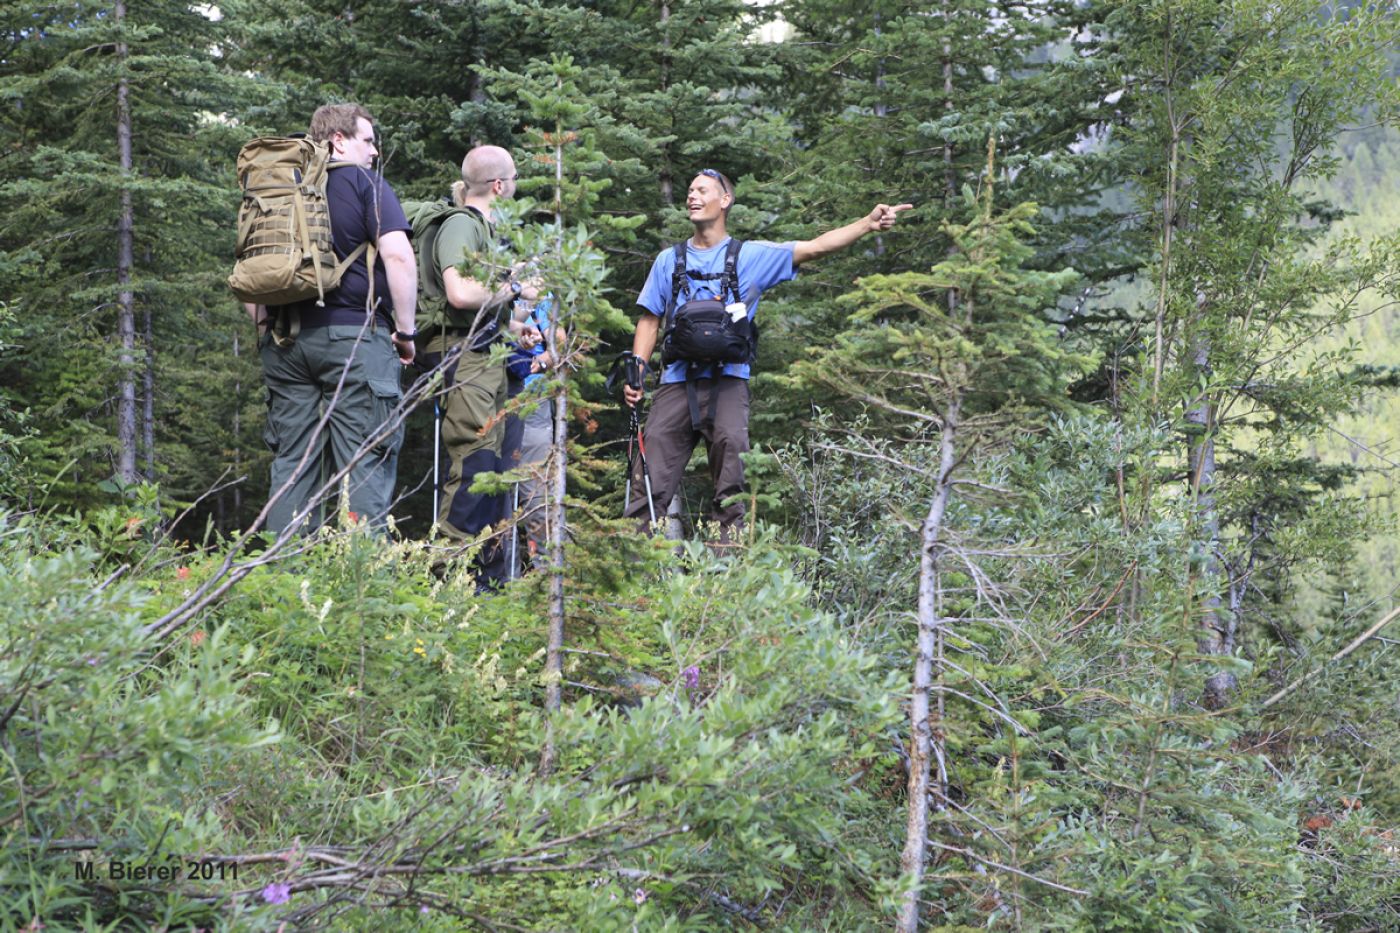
[0,516,276,930]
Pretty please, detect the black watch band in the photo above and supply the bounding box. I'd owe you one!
[394,329,418,341]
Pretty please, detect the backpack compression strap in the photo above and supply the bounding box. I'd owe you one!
[720,236,741,305]
[699,238,741,428]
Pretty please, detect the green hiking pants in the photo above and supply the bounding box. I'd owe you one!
[434,336,508,544]
[259,325,404,533]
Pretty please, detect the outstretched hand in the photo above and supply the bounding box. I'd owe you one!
[867,203,914,232]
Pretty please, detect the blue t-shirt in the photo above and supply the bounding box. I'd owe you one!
[295,164,411,328]
[637,237,796,382]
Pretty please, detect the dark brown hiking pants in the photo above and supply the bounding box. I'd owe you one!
[624,377,751,531]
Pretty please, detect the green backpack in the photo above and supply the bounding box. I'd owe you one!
[227,136,373,333]
[402,199,490,333]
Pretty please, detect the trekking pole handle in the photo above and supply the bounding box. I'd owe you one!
[625,353,647,391]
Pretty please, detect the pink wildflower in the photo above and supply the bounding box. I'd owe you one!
[261,882,291,905]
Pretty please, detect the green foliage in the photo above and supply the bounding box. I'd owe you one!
[2,508,901,928]
[7,0,1400,928]
[0,514,275,930]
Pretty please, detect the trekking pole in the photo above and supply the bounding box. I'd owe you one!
[506,481,521,580]
[631,405,657,525]
[432,398,442,522]
[607,352,657,525]
[625,355,658,525]
[623,412,635,517]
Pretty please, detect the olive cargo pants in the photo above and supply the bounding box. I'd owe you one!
[259,325,404,533]
[431,337,512,587]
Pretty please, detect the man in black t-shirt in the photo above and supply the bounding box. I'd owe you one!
[244,103,418,533]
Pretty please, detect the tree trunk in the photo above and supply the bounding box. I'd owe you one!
[233,328,242,524]
[1187,336,1233,708]
[539,359,568,776]
[658,0,673,207]
[466,8,486,147]
[115,0,137,485]
[873,10,887,119]
[142,300,155,480]
[1151,6,1180,414]
[897,393,961,933]
[540,120,568,777]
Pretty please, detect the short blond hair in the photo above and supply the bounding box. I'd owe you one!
[451,146,514,204]
[309,103,373,143]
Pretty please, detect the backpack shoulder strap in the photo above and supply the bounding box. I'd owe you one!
[670,241,688,306]
[411,202,487,299]
[664,240,688,336]
[723,237,743,304]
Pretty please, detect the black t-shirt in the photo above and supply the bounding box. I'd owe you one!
[295,164,411,328]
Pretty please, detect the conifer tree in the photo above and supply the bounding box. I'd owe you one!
[1108,0,1400,706]
[793,138,1080,931]
[472,53,640,770]
[0,0,266,514]
[453,0,793,280]
[761,0,1137,486]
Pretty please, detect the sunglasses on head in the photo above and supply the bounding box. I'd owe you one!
[697,168,730,193]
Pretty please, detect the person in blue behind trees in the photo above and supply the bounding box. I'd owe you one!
[622,168,911,539]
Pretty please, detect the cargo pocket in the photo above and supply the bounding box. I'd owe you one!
[369,378,404,457]
[261,387,280,453]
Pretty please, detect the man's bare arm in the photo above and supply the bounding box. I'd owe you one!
[442,266,500,312]
[444,260,540,314]
[791,203,914,267]
[622,313,661,407]
[378,229,417,362]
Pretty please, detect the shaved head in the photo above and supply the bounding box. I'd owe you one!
[463,146,514,193]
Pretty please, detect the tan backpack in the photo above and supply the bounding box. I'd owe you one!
[228,136,375,343]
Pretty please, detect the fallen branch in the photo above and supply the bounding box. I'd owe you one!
[1259,604,1400,710]
[926,839,1089,896]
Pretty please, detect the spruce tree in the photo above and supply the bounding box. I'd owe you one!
[0,0,268,517]
[1106,0,1400,706]
[792,138,1081,930]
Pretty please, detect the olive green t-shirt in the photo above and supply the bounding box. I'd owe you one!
[434,208,499,349]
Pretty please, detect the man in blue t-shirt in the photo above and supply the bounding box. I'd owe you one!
[623,169,911,536]
[245,103,418,533]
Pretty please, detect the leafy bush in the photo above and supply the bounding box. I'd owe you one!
[0,514,276,930]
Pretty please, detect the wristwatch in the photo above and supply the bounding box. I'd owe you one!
[393,329,418,342]
[509,281,523,300]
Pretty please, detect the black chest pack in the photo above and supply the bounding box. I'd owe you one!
[659,237,756,429]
